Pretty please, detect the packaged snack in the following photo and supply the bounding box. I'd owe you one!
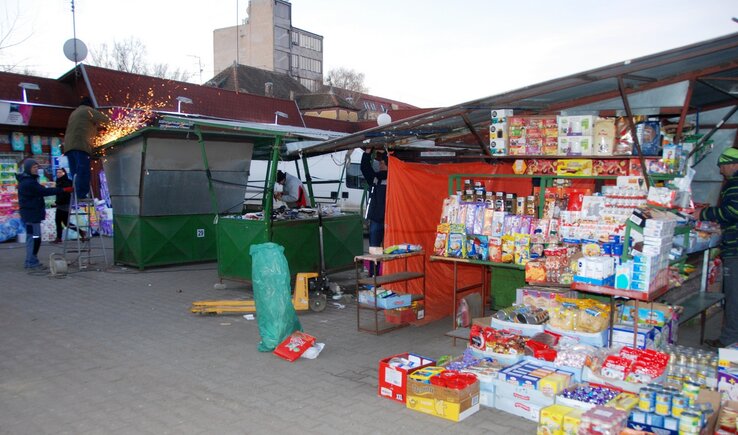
[488,237,502,262]
[447,224,466,258]
[614,117,634,155]
[525,259,546,282]
[501,235,515,263]
[514,233,531,265]
[556,159,593,176]
[636,120,662,156]
[467,235,489,261]
[464,203,477,233]
[433,223,450,256]
[482,208,495,236]
[593,159,628,176]
[491,211,505,237]
[472,203,485,235]
[593,118,616,155]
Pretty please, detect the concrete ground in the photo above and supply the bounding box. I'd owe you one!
[0,238,719,435]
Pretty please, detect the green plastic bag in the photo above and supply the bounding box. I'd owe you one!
[249,242,302,351]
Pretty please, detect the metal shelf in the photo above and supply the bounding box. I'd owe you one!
[357,271,424,286]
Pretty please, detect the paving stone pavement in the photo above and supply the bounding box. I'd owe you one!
[0,239,717,434]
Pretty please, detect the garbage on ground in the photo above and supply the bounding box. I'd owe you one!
[273,331,316,362]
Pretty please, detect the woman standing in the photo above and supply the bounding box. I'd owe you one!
[52,168,85,243]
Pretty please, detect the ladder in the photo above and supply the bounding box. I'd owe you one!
[62,175,109,271]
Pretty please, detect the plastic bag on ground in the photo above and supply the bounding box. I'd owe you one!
[249,242,302,352]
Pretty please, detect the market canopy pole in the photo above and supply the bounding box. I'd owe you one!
[461,113,492,157]
[264,136,282,238]
[617,76,651,189]
[194,126,220,218]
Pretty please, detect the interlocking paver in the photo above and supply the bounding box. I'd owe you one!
[0,238,715,434]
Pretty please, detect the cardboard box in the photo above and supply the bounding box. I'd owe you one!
[406,379,480,422]
[558,115,595,137]
[611,324,656,349]
[545,324,609,347]
[557,137,593,156]
[592,118,616,155]
[378,353,435,403]
[627,389,720,434]
[538,404,576,435]
[358,291,411,309]
[494,379,554,422]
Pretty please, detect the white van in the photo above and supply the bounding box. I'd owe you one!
[245,148,367,213]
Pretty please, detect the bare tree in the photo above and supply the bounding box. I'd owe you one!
[325,67,368,106]
[90,37,191,81]
[0,1,32,72]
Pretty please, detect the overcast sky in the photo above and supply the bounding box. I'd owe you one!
[1,0,737,108]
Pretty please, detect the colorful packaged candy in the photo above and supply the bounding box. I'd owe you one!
[433,223,450,256]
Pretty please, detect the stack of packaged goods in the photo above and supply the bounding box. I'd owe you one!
[489,109,512,156]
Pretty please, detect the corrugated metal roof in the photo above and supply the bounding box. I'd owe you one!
[301,31,738,158]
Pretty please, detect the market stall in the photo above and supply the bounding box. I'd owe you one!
[101,115,362,274]
[300,32,738,324]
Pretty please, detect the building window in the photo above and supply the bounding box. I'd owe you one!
[291,54,299,69]
[297,56,321,74]
[296,32,322,52]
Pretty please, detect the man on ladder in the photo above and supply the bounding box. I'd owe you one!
[63,96,109,199]
[61,96,110,271]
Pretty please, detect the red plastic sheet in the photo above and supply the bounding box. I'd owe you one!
[382,157,532,321]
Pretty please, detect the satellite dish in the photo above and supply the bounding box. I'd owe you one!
[63,38,88,63]
[377,113,392,126]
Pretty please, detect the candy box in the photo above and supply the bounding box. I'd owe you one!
[558,136,592,156]
[526,159,558,175]
[491,109,514,123]
[556,159,593,176]
[558,115,595,137]
[563,408,584,435]
[592,159,627,176]
[378,353,436,403]
[494,378,555,422]
[538,404,575,435]
[406,378,480,422]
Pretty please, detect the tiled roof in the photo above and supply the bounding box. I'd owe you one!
[204,64,311,100]
[63,65,306,126]
[295,93,358,111]
[0,71,78,107]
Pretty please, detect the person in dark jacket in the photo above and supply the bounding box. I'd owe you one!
[52,168,84,243]
[360,148,388,276]
[17,159,71,269]
[699,147,738,347]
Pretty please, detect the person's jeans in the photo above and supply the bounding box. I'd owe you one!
[368,220,384,276]
[720,257,738,345]
[65,150,91,198]
[24,222,41,267]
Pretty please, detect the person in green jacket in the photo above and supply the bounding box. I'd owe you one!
[699,147,738,348]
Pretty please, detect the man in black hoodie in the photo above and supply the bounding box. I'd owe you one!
[360,149,388,276]
[17,159,71,269]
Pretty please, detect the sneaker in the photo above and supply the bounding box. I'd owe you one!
[24,262,45,270]
[704,338,725,348]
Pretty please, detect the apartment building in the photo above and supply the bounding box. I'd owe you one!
[213,0,324,92]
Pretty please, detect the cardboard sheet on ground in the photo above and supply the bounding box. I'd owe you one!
[382,157,533,321]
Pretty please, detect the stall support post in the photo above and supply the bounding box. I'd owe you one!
[194,127,219,215]
[264,136,282,239]
[617,76,651,189]
[301,154,316,207]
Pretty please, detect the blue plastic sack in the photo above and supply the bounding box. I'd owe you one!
[249,242,302,352]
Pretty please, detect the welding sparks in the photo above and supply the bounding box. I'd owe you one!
[92,89,180,154]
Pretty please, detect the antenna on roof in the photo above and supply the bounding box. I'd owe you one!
[64,1,87,73]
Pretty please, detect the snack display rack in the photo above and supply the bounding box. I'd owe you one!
[355,250,426,335]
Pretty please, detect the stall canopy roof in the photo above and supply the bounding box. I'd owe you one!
[104,114,347,160]
[297,31,738,159]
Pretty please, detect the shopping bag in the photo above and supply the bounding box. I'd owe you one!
[273,331,316,362]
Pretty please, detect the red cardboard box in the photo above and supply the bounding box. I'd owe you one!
[378,353,435,403]
[273,331,316,362]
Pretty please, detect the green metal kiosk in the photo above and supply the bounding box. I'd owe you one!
[102,115,363,278]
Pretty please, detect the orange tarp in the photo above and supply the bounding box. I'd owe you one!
[382,156,532,321]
